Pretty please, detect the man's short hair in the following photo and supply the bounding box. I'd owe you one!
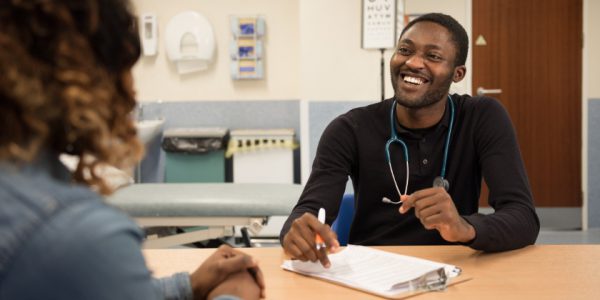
[400,13,469,67]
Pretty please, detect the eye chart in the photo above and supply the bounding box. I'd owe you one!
[362,0,397,49]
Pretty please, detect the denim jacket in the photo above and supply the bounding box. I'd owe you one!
[0,152,195,299]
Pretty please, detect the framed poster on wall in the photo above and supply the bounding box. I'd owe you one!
[361,0,397,49]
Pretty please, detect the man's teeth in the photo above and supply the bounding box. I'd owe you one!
[404,76,424,85]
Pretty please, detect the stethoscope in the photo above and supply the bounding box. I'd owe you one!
[382,95,455,205]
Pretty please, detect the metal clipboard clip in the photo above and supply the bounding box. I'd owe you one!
[392,266,462,292]
[411,267,447,291]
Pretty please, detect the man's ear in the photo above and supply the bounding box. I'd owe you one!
[453,65,467,83]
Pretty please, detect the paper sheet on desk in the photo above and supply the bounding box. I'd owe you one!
[281,245,461,299]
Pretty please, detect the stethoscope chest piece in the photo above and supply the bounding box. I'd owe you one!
[433,176,449,191]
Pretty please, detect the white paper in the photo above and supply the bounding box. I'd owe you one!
[282,245,459,297]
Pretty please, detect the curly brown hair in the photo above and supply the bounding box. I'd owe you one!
[0,0,143,194]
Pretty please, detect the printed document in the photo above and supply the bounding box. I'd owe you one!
[281,245,461,299]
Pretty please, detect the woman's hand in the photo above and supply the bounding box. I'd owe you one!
[190,245,265,299]
[206,269,262,300]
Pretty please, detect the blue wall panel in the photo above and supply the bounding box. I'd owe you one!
[138,100,300,182]
[308,101,372,193]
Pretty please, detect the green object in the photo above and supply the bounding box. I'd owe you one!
[162,127,228,183]
[165,150,225,182]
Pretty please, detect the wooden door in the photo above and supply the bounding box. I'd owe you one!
[472,0,582,207]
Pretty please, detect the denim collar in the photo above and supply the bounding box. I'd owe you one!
[14,150,72,183]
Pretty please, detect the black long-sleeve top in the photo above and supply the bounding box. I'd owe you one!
[281,94,539,252]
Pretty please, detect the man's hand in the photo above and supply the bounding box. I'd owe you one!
[190,245,265,300]
[399,187,476,243]
[282,212,340,268]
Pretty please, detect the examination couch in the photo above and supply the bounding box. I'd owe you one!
[106,183,302,248]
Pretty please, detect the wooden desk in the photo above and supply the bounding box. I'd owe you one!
[144,245,600,299]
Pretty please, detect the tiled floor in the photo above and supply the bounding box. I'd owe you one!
[537,229,600,244]
[480,206,600,245]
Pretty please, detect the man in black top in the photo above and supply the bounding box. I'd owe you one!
[280,13,539,267]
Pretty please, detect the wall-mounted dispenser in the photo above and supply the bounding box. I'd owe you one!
[230,16,265,79]
[140,13,158,56]
[165,11,215,74]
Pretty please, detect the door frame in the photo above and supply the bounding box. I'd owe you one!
[582,0,589,230]
[465,0,588,229]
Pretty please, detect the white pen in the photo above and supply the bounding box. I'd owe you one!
[315,207,326,250]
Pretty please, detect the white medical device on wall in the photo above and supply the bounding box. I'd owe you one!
[229,16,265,79]
[140,13,158,56]
[165,11,215,74]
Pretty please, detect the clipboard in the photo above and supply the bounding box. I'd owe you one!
[281,245,469,299]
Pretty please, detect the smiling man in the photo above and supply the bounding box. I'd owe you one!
[280,13,540,267]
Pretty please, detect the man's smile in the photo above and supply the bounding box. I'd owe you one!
[400,72,430,86]
[397,72,431,95]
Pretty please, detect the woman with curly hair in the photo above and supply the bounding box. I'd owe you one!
[0,1,264,299]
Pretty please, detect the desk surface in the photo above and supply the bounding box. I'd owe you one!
[144,245,600,299]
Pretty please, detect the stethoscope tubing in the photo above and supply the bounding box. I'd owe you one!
[385,95,455,201]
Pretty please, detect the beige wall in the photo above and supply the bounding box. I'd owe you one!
[131,0,470,103]
[299,0,470,102]
[299,0,384,101]
[131,0,299,101]
[131,0,595,100]
[588,0,600,98]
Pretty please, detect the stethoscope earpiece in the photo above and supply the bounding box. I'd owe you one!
[382,196,403,205]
